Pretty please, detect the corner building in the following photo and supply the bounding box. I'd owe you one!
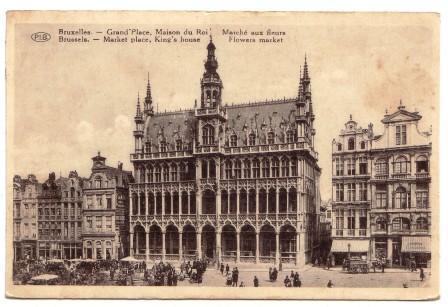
[129,39,321,267]
[331,104,432,267]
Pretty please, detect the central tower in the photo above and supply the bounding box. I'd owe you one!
[200,37,223,109]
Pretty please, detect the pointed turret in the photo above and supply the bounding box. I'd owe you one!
[133,93,144,153]
[199,36,223,109]
[135,92,142,118]
[144,73,154,117]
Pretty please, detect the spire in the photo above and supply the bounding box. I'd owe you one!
[135,92,142,117]
[144,73,154,116]
[303,54,310,80]
[204,35,218,74]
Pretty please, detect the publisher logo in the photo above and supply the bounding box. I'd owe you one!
[31,32,51,42]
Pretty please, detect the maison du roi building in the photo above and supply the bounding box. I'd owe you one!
[330,103,432,268]
[128,38,321,266]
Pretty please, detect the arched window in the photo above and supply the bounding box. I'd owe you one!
[176,139,182,151]
[154,165,161,182]
[376,217,387,231]
[394,156,408,174]
[94,176,102,189]
[147,165,154,183]
[416,217,429,230]
[162,164,169,182]
[225,160,232,179]
[348,138,355,150]
[360,141,366,149]
[179,163,186,181]
[145,141,152,153]
[171,163,178,181]
[202,125,215,145]
[291,158,298,176]
[252,159,260,178]
[243,159,251,178]
[271,158,279,177]
[394,186,408,209]
[267,132,275,145]
[281,157,289,176]
[160,141,167,153]
[262,159,270,178]
[248,133,256,146]
[286,130,295,143]
[234,160,242,178]
[337,143,342,151]
[230,134,237,147]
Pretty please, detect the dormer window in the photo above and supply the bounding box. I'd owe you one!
[337,143,342,151]
[94,176,102,189]
[267,132,275,145]
[348,138,355,150]
[396,125,407,145]
[160,141,167,152]
[360,141,366,149]
[248,133,256,146]
[145,141,152,153]
[230,135,237,147]
[176,139,182,151]
[286,130,295,143]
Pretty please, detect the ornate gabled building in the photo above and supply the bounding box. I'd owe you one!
[81,153,134,260]
[129,39,321,267]
[331,103,432,267]
[13,174,40,261]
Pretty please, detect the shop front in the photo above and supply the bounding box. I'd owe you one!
[401,236,431,268]
[330,239,370,265]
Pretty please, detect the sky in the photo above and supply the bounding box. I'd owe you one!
[10,12,438,200]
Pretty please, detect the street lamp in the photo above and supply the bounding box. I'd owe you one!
[348,243,351,260]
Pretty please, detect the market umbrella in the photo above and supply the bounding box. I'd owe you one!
[31,274,59,281]
[120,256,141,263]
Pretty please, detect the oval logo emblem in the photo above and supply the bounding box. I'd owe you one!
[31,32,51,42]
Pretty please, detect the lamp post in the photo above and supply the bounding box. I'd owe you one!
[348,243,351,260]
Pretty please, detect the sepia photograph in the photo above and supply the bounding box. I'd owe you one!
[5,11,439,299]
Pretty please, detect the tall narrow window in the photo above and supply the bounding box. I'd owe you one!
[267,132,275,145]
[348,138,355,150]
[394,156,408,174]
[176,139,182,151]
[359,157,368,175]
[336,184,344,202]
[347,158,355,175]
[225,160,232,179]
[281,158,289,176]
[252,159,260,178]
[271,158,279,177]
[335,209,344,236]
[248,133,256,146]
[145,141,152,153]
[202,125,215,145]
[336,158,344,176]
[286,130,295,143]
[243,160,251,178]
[230,135,237,147]
[360,182,368,201]
[291,158,298,176]
[347,183,356,201]
[160,141,167,153]
[375,185,387,208]
[262,159,270,178]
[396,125,407,145]
[234,160,242,179]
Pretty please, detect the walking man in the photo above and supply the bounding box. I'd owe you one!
[220,263,224,275]
[420,268,425,282]
[253,276,259,287]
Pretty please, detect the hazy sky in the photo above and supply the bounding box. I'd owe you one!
[10,13,438,200]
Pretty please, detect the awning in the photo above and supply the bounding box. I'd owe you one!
[330,239,369,253]
[401,236,431,253]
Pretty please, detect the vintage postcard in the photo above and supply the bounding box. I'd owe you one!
[5,11,439,299]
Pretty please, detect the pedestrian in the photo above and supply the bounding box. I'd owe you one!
[225,263,230,275]
[269,267,272,281]
[226,272,232,286]
[253,276,259,287]
[420,268,425,281]
[326,257,331,270]
[284,275,291,287]
[293,272,299,287]
[220,263,224,275]
[381,260,385,273]
[327,280,334,288]
[239,281,245,287]
[290,270,294,279]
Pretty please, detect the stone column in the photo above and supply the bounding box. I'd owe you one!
[154,193,157,215]
[145,230,149,261]
[179,231,183,261]
[196,191,202,215]
[255,230,260,264]
[275,231,280,266]
[162,230,166,262]
[216,191,221,219]
[137,193,141,216]
[387,237,393,266]
[145,190,149,215]
[178,192,182,218]
[275,189,279,219]
[197,231,202,259]
[236,190,240,216]
[295,231,300,266]
[130,231,134,256]
[171,193,174,214]
[216,230,222,263]
[188,192,191,214]
[236,230,241,263]
[162,192,166,216]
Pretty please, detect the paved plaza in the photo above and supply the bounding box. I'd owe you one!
[174,265,431,288]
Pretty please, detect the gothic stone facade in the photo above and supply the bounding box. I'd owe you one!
[331,104,431,267]
[129,39,321,266]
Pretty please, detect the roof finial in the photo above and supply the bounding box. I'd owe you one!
[210,34,213,43]
[349,114,352,121]
[98,151,101,157]
[398,99,405,110]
